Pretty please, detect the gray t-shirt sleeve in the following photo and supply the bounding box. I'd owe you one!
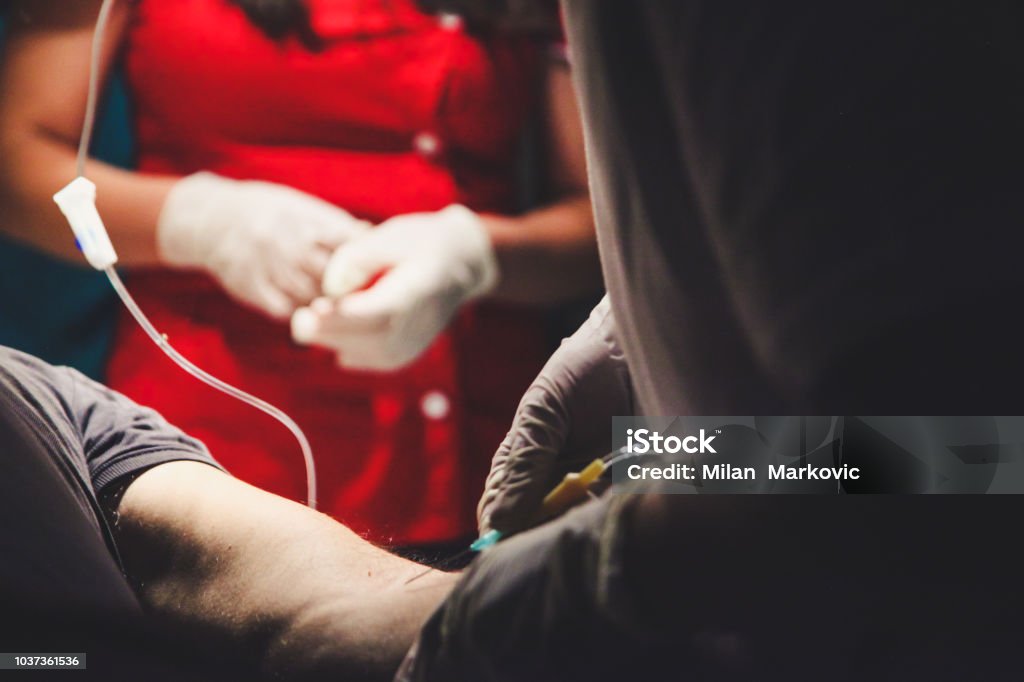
[2,346,224,498]
[61,365,226,495]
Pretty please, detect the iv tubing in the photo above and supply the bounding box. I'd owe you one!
[106,267,317,508]
[74,0,317,507]
[78,0,116,178]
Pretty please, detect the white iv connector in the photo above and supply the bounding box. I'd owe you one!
[53,177,119,271]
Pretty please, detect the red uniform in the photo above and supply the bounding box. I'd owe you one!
[108,0,550,545]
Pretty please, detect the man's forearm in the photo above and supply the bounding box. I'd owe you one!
[114,462,456,680]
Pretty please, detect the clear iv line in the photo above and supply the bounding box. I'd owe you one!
[105,267,317,508]
[63,0,317,508]
[78,0,117,178]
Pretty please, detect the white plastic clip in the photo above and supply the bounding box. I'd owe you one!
[53,177,118,270]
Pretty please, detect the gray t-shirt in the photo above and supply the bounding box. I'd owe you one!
[0,345,222,616]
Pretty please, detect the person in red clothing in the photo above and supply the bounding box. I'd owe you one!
[0,0,599,552]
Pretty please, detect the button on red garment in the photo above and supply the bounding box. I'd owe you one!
[108,0,550,545]
[437,12,465,32]
[413,131,443,159]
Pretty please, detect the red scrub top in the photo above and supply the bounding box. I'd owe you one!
[108,0,551,545]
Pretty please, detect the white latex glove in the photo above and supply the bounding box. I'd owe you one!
[290,204,498,371]
[157,172,369,320]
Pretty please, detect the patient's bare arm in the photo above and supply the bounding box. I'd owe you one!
[113,461,456,681]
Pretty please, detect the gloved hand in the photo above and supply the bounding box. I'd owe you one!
[290,204,498,371]
[157,172,369,320]
[477,296,633,536]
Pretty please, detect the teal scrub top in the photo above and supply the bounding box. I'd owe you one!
[0,14,134,380]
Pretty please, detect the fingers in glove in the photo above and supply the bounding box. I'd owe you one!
[320,296,393,334]
[322,236,394,297]
[312,219,372,252]
[271,264,322,307]
[300,247,334,287]
[484,379,571,535]
[477,432,515,533]
[275,185,365,233]
[320,310,422,371]
[291,305,321,344]
[291,298,386,344]
[294,301,426,372]
[333,265,417,322]
[251,280,298,321]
